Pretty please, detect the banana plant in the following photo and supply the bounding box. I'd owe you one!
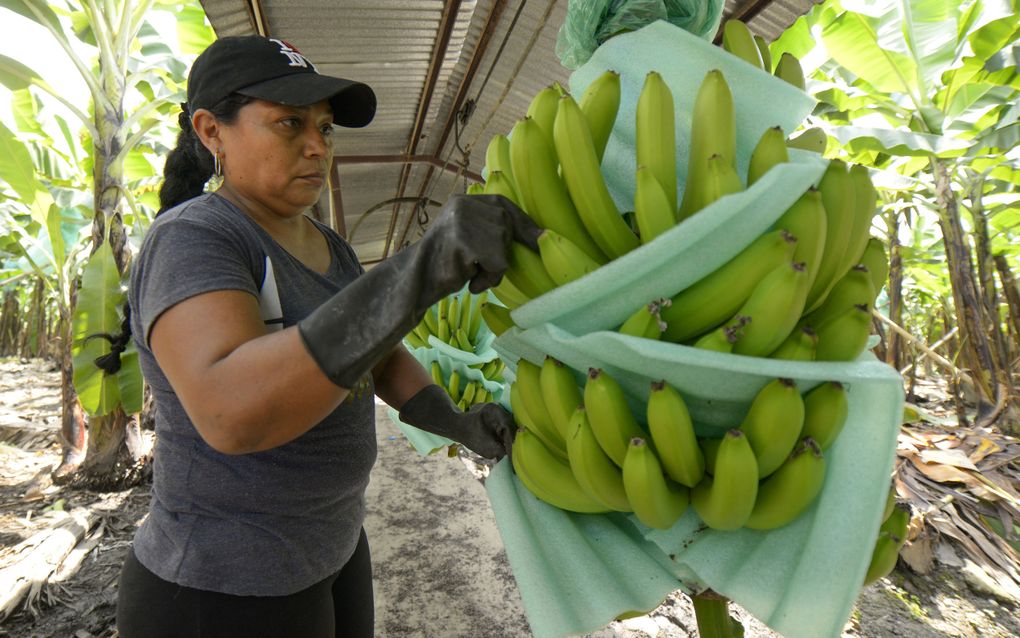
[0,0,212,484]
[771,0,1020,427]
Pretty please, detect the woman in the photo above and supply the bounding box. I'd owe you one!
[115,35,537,637]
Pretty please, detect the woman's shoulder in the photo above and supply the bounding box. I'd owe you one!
[152,193,252,231]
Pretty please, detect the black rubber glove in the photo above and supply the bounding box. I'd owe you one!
[298,194,540,389]
[398,385,515,459]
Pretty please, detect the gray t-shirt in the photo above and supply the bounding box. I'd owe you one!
[128,192,377,596]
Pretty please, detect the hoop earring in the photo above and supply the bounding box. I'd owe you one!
[213,151,222,177]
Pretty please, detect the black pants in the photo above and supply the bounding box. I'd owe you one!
[116,528,374,638]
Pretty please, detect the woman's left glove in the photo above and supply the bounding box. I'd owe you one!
[398,385,515,460]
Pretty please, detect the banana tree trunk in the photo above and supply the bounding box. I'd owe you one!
[885,204,905,370]
[931,160,1003,422]
[54,289,86,480]
[73,50,145,488]
[0,291,18,355]
[994,254,1020,361]
[967,181,1010,376]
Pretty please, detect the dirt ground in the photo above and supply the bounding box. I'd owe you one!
[1,357,1018,638]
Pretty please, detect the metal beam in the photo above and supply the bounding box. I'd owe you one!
[332,153,483,182]
[380,0,463,260]
[329,161,346,239]
[245,0,270,36]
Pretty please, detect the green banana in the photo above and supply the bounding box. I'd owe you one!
[483,170,523,208]
[479,301,515,336]
[814,303,872,362]
[804,160,857,313]
[455,328,473,352]
[692,319,747,353]
[698,153,744,212]
[404,330,427,350]
[512,428,610,513]
[505,241,556,300]
[566,406,632,512]
[774,52,806,90]
[786,127,827,153]
[691,429,759,531]
[747,126,789,186]
[678,69,736,221]
[768,325,818,361]
[803,265,876,331]
[509,117,607,262]
[467,290,486,341]
[618,299,669,340]
[882,502,911,540]
[540,355,583,441]
[447,295,461,335]
[514,359,567,454]
[447,370,462,402]
[722,19,764,69]
[647,380,705,488]
[881,484,897,523]
[460,381,478,407]
[490,275,528,310]
[437,316,451,343]
[579,70,621,163]
[623,437,689,530]
[863,530,903,585]
[773,187,827,288]
[484,133,515,185]
[466,182,485,195]
[739,378,805,478]
[660,229,797,343]
[838,164,880,280]
[554,94,640,260]
[423,305,440,335]
[636,71,678,212]
[583,368,648,467]
[754,35,772,72]
[859,238,889,298]
[729,261,811,358]
[745,437,827,530]
[634,165,677,244]
[537,229,603,286]
[509,378,567,459]
[430,361,444,387]
[480,358,505,381]
[526,84,562,149]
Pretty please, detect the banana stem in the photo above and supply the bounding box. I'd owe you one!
[692,591,736,638]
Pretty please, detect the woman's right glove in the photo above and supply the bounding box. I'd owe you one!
[298,194,540,389]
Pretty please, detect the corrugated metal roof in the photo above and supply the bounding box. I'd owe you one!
[198,0,820,264]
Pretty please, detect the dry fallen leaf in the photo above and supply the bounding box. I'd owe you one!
[920,447,978,470]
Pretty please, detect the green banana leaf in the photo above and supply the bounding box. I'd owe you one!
[175,2,215,55]
[828,124,971,157]
[72,242,124,416]
[0,0,64,37]
[118,342,145,415]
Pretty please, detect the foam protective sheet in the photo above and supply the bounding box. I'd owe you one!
[487,324,904,637]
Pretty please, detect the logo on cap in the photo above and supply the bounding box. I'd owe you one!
[271,38,316,71]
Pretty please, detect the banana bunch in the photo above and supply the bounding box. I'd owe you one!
[428,360,500,411]
[507,356,851,533]
[619,153,884,363]
[405,290,489,353]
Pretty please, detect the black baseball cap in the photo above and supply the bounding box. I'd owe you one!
[186,35,376,128]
